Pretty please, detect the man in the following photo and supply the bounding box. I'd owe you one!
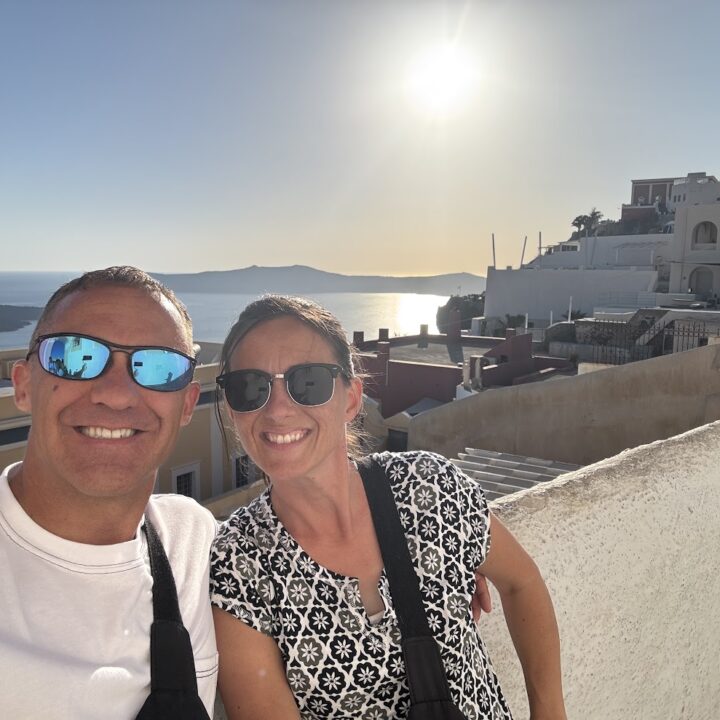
[0,267,217,718]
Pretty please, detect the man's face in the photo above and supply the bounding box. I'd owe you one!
[12,285,199,505]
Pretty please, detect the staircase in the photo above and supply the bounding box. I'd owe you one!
[453,448,581,502]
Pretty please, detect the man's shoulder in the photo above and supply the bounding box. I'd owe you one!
[146,494,217,546]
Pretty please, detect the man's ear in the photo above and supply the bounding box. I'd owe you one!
[11,360,32,413]
[344,377,363,423]
[180,381,201,426]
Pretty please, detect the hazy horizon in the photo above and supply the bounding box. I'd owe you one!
[0,265,486,279]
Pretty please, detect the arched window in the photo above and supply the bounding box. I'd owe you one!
[692,221,718,247]
[689,267,714,298]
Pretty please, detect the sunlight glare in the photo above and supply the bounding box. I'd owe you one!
[395,293,448,335]
[405,44,477,118]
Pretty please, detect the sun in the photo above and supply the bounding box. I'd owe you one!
[405,43,477,118]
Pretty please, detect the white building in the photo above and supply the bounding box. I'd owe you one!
[484,171,720,325]
[667,173,720,296]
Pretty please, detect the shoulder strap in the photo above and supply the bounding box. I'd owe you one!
[142,518,199,694]
[355,456,431,638]
[143,517,183,623]
[356,456,454,706]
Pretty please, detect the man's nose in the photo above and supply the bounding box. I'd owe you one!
[88,351,140,409]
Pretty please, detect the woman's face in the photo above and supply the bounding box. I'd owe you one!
[227,316,362,483]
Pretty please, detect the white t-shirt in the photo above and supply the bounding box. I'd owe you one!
[0,463,218,720]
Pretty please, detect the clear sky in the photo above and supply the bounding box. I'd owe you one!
[1,0,719,276]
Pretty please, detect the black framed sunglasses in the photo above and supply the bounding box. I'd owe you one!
[27,333,197,392]
[216,363,346,412]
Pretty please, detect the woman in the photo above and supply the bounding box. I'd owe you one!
[210,296,567,720]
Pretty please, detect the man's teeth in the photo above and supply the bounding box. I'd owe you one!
[82,426,136,440]
[266,431,306,445]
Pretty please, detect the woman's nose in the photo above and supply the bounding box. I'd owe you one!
[263,377,296,415]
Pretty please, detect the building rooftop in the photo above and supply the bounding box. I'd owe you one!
[385,339,500,366]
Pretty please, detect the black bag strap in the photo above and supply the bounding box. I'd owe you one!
[144,517,183,624]
[142,518,199,694]
[356,456,455,706]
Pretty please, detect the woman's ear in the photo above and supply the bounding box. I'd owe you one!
[344,377,363,422]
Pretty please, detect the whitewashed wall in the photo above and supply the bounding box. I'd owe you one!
[481,421,720,720]
[525,234,669,270]
[670,201,720,293]
[484,267,658,323]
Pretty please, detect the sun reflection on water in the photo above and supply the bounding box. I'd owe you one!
[393,293,449,336]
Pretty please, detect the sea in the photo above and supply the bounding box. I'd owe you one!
[0,272,449,350]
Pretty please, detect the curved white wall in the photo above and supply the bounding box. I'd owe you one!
[480,421,720,719]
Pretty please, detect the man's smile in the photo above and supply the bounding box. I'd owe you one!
[79,426,139,440]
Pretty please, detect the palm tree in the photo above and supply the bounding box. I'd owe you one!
[571,215,585,238]
[562,310,587,320]
[586,207,603,235]
[570,208,604,238]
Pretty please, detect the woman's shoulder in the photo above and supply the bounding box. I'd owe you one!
[367,451,473,499]
[214,488,274,543]
[371,450,478,495]
[370,450,459,479]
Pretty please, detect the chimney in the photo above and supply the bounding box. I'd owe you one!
[418,324,428,348]
[446,307,462,343]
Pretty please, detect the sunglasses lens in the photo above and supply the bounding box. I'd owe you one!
[287,365,335,406]
[35,335,194,391]
[131,349,195,391]
[37,336,109,380]
[224,371,271,412]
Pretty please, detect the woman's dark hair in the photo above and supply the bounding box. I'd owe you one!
[217,295,368,459]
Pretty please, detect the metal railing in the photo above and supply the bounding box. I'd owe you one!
[589,319,718,365]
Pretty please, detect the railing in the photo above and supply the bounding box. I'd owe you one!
[588,319,718,365]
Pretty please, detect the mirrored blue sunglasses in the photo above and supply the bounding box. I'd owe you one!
[27,333,196,392]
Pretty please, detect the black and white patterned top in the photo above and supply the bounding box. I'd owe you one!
[210,451,513,720]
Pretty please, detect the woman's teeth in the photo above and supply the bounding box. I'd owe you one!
[265,430,306,445]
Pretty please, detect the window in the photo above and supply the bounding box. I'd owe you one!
[171,462,200,499]
[175,471,194,497]
[692,221,718,247]
[234,454,258,488]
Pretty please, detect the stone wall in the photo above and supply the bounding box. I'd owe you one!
[409,343,720,465]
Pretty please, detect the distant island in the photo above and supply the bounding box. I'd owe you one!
[154,265,486,296]
[0,305,43,332]
[0,266,486,334]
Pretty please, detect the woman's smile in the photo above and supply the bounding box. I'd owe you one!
[262,429,310,446]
